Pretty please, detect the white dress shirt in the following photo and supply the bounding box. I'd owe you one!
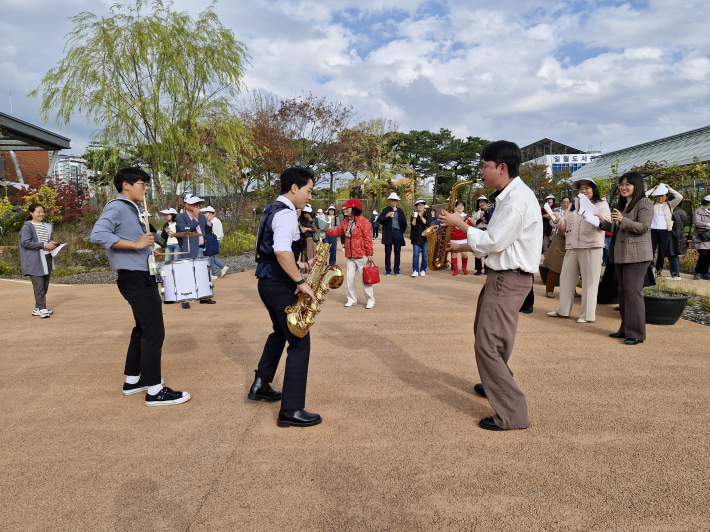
[465,177,543,273]
[650,205,667,230]
[272,195,300,252]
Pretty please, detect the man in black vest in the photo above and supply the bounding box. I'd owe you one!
[248,167,319,427]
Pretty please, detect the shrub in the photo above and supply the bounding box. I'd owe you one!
[679,249,698,272]
[0,260,21,276]
[220,231,256,256]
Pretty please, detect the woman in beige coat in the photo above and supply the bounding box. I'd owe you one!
[646,183,683,277]
[547,179,611,323]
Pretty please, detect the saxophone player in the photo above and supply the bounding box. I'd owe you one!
[438,141,542,431]
[248,167,320,428]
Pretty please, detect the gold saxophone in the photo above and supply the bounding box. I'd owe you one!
[423,180,473,271]
[285,241,344,338]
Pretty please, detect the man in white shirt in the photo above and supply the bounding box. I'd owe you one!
[201,206,229,278]
[439,140,542,431]
[249,167,320,428]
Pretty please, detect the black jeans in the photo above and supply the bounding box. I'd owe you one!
[651,229,671,271]
[256,278,311,410]
[384,229,403,274]
[696,249,710,275]
[116,270,164,386]
[373,226,379,239]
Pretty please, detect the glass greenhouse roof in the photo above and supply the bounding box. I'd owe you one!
[571,125,710,182]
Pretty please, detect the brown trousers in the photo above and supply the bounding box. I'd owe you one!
[473,270,532,429]
[615,261,651,341]
[29,255,53,310]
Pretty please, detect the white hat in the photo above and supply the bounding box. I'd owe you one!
[704,195,710,202]
[424,205,430,209]
[477,195,488,201]
[317,208,323,213]
[303,205,313,213]
[651,184,669,196]
[159,209,172,214]
[601,197,607,202]
[200,206,215,213]
[387,192,400,201]
[545,194,555,200]
[571,178,596,190]
[414,199,426,205]
[327,205,336,211]
[373,210,378,215]
[185,195,204,204]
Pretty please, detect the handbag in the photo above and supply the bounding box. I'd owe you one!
[698,230,710,242]
[362,258,380,285]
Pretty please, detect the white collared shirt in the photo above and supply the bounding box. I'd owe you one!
[272,195,300,252]
[465,177,543,273]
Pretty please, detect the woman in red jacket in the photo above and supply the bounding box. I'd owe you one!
[326,198,375,309]
[449,200,473,275]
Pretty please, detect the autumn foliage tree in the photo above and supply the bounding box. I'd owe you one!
[16,174,89,224]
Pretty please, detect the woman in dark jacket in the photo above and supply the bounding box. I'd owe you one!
[597,172,653,345]
[19,203,59,319]
[370,211,380,239]
[691,196,710,280]
[410,199,430,277]
[665,205,687,281]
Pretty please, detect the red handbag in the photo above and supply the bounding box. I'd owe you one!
[362,259,380,285]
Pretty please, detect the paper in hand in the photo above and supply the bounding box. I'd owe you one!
[50,243,67,257]
[543,203,557,222]
[578,194,600,227]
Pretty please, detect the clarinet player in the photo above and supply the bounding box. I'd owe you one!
[91,167,191,407]
[248,167,319,428]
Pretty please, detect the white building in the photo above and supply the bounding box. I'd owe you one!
[49,154,95,191]
[526,152,599,178]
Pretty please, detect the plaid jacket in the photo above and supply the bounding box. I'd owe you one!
[601,197,654,264]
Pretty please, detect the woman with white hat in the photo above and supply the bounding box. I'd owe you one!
[159,208,179,262]
[370,209,380,240]
[645,183,683,277]
[691,195,710,280]
[541,194,556,255]
[410,199,430,276]
[547,178,611,323]
[323,205,338,265]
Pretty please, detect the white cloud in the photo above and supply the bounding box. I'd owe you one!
[1,0,708,156]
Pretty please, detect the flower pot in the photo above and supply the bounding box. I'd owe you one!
[538,265,559,286]
[643,289,691,326]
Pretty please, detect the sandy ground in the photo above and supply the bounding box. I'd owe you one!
[1,242,709,531]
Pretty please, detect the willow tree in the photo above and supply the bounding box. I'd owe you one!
[30,0,250,206]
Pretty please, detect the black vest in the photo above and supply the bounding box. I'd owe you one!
[255,201,301,284]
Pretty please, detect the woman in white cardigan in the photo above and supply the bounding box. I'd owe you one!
[646,183,683,277]
[547,179,611,323]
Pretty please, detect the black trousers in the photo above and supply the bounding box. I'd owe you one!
[29,255,52,309]
[116,270,164,386]
[519,282,535,312]
[695,249,710,275]
[384,229,403,274]
[256,278,311,410]
[651,229,671,271]
[373,226,379,239]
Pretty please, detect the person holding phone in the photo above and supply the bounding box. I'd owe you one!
[19,203,59,319]
[410,199,430,277]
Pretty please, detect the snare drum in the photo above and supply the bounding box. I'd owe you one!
[193,257,214,299]
[160,258,213,302]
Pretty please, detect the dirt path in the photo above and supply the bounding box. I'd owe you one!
[1,242,708,531]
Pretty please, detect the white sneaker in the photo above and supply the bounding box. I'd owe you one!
[366,301,375,309]
[420,270,426,277]
[411,271,419,277]
[547,311,562,317]
[32,308,41,316]
[577,318,591,323]
[666,276,681,281]
[344,301,356,307]
[39,309,51,319]
[220,266,229,277]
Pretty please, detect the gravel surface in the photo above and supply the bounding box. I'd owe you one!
[682,302,710,326]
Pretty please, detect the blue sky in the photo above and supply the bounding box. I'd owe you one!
[1,0,708,157]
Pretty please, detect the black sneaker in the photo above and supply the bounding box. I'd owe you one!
[122,377,164,396]
[145,386,191,406]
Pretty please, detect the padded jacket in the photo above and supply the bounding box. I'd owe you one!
[552,198,611,249]
[327,215,374,259]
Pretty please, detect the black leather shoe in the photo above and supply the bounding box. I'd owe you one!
[164,301,176,305]
[182,302,191,309]
[521,307,533,314]
[609,332,625,338]
[247,374,282,402]
[200,298,216,304]
[473,383,486,398]
[624,338,643,345]
[474,271,482,276]
[479,417,508,431]
[277,409,322,428]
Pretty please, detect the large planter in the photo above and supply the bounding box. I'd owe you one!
[538,265,559,286]
[643,289,691,326]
